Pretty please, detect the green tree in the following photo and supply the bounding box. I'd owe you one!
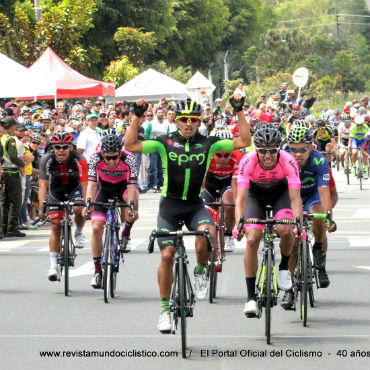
[0,0,99,74]
[114,27,156,66]
[103,55,139,86]
[145,61,192,84]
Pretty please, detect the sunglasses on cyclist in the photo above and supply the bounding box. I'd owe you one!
[215,152,231,158]
[31,141,40,145]
[290,146,310,153]
[33,129,42,133]
[103,154,120,161]
[176,116,200,124]
[257,148,279,155]
[54,144,70,150]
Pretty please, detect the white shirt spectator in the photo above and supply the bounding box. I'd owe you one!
[77,126,101,163]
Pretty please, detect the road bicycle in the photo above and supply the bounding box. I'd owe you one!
[354,149,364,190]
[203,190,234,303]
[343,146,351,185]
[147,223,213,358]
[42,200,85,296]
[292,212,330,327]
[87,198,135,303]
[238,207,298,345]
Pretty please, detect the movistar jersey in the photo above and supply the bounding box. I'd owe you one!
[298,150,330,197]
[141,131,234,201]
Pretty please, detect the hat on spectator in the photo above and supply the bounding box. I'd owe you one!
[87,113,98,120]
[215,98,222,103]
[43,104,51,109]
[99,111,106,117]
[97,96,104,101]
[287,89,295,94]
[115,100,123,106]
[16,122,26,131]
[2,116,18,129]
[5,101,17,109]
[94,101,102,106]
[292,104,301,110]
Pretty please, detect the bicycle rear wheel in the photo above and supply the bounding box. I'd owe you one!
[178,257,187,358]
[110,232,119,299]
[301,240,308,327]
[265,248,272,345]
[208,249,216,303]
[103,227,112,303]
[307,241,315,307]
[62,223,69,296]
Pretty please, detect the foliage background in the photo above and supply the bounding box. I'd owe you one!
[0,0,369,105]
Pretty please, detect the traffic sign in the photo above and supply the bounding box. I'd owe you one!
[293,67,309,87]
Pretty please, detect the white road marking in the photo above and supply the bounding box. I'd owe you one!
[349,238,370,248]
[0,334,368,339]
[352,208,370,218]
[69,262,94,277]
[0,241,28,250]
[354,266,370,271]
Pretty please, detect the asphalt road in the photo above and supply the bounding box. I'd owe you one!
[0,168,369,370]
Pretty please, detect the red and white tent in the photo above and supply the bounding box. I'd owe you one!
[27,47,115,99]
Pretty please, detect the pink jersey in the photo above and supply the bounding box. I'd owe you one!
[238,150,300,190]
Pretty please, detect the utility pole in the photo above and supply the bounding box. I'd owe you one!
[34,0,42,22]
[335,0,340,39]
[223,50,229,94]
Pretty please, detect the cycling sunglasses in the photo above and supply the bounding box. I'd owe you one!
[290,147,310,153]
[33,129,42,133]
[215,152,231,158]
[31,141,40,145]
[257,148,279,155]
[103,154,120,161]
[176,116,200,124]
[54,144,70,150]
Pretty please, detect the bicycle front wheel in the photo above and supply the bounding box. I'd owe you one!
[62,223,69,296]
[178,257,187,358]
[103,227,112,303]
[208,250,216,304]
[265,248,272,345]
[110,230,120,298]
[301,239,309,327]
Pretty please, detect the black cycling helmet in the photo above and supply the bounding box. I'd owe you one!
[101,134,122,153]
[315,119,326,128]
[272,116,281,123]
[50,130,73,144]
[254,125,282,148]
[174,98,202,117]
[100,128,119,138]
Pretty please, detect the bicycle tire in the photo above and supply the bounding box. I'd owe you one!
[345,153,350,185]
[110,230,119,298]
[103,227,112,303]
[307,241,315,308]
[208,257,216,304]
[265,248,272,345]
[179,256,187,358]
[63,222,69,296]
[301,239,308,327]
[336,152,340,172]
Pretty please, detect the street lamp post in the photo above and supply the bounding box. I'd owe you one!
[34,0,42,22]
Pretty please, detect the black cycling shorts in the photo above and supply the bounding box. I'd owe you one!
[316,139,331,152]
[48,186,84,221]
[157,197,214,249]
[244,187,293,230]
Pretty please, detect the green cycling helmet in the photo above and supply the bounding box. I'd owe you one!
[288,126,313,144]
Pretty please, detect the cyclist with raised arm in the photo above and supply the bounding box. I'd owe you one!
[234,125,302,317]
[84,130,138,288]
[125,96,251,333]
[282,126,336,309]
[38,131,88,281]
[201,130,243,252]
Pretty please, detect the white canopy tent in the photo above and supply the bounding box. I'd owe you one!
[185,71,216,104]
[115,68,188,102]
[0,53,55,98]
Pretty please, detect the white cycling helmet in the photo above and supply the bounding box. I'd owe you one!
[305,115,316,124]
[354,115,365,125]
[211,129,234,139]
[214,118,225,129]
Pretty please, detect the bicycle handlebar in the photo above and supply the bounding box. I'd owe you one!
[203,202,235,208]
[86,198,135,218]
[42,200,85,214]
[147,228,213,254]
